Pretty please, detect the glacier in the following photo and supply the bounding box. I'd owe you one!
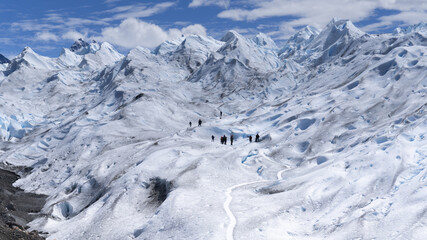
[0,19,426,239]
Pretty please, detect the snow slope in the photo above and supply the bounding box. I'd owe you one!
[0,19,426,240]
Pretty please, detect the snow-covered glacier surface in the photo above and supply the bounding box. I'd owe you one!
[0,19,426,240]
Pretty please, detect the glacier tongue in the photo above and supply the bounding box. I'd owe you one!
[0,18,426,240]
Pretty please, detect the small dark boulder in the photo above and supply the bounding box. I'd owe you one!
[148,177,172,205]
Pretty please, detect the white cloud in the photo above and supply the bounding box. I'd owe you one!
[189,0,230,8]
[64,18,108,27]
[217,0,427,32]
[99,18,207,49]
[181,24,207,36]
[105,2,176,20]
[0,38,13,45]
[362,10,427,32]
[277,24,297,39]
[100,18,167,48]
[35,32,59,41]
[12,20,61,31]
[11,14,107,33]
[62,30,87,41]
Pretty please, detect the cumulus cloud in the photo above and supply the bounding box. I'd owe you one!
[189,0,230,8]
[62,30,87,41]
[217,0,426,31]
[99,18,207,49]
[35,32,59,41]
[181,24,207,36]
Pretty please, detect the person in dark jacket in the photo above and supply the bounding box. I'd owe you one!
[220,136,224,144]
[198,119,202,127]
[189,121,192,127]
[224,135,227,145]
[212,135,215,142]
[255,133,260,142]
[220,111,223,119]
[249,135,252,143]
[230,134,234,145]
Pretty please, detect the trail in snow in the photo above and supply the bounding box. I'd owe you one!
[224,152,289,240]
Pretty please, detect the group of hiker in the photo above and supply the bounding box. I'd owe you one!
[216,134,234,145]
[249,134,260,143]
[189,111,261,145]
[210,133,260,145]
[189,119,202,128]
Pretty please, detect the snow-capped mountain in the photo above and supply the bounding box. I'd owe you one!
[394,22,427,35]
[187,30,283,100]
[252,32,279,50]
[69,38,95,54]
[169,34,223,73]
[0,54,10,71]
[0,19,426,240]
[0,53,10,64]
[5,47,61,75]
[279,25,320,58]
[153,38,183,56]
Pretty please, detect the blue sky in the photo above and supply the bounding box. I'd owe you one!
[0,0,425,58]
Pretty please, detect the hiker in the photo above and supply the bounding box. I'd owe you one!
[221,136,224,144]
[224,135,227,145]
[212,135,215,142]
[249,135,252,143]
[189,121,192,127]
[255,133,260,142]
[230,134,234,145]
[220,111,223,119]
[198,119,202,127]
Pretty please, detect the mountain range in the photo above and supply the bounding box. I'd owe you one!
[0,18,426,239]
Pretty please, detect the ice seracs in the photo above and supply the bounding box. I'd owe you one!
[0,113,35,142]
